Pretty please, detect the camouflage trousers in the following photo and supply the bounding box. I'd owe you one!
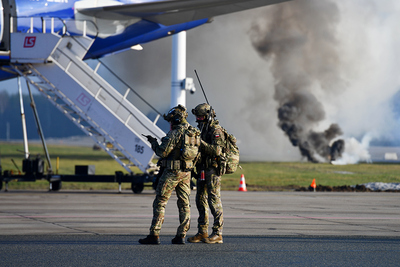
[195,167,223,235]
[150,169,191,236]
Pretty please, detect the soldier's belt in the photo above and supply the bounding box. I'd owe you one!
[161,159,194,171]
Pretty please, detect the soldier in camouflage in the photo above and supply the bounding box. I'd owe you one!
[139,105,193,245]
[188,103,225,244]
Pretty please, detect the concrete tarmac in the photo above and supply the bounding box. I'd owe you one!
[0,190,399,266]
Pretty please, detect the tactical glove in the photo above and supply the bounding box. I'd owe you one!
[142,134,157,143]
[201,140,222,157]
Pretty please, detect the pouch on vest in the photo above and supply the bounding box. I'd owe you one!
[181,126,201,162]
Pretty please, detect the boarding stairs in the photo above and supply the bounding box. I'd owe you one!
[7,18,165,174]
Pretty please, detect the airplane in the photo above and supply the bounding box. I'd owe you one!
[0,0,289,78]
[0,0,289,192]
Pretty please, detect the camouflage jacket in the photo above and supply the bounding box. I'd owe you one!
[198,119,225,168]
[150,122,189,160]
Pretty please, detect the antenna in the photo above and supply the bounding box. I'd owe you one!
[194,70,210,105]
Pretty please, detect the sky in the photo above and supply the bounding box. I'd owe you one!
[2,0,400,162]
[102,0,400,162]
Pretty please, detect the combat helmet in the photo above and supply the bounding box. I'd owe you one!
[163,104,188,124]
[192,103,215,122]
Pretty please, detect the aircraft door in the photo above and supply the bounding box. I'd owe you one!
[0,0,3,47]
[0,0,16,51]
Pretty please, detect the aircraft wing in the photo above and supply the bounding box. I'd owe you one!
[76,0,290,26]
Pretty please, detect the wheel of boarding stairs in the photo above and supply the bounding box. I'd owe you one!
[131,182,144,194]
[50,181,62,191]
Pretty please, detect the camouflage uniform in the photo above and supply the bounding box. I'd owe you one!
[139,105,195,245]
[195,119,225,235]
[149,122,192,237]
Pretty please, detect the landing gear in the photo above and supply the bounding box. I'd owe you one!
[131,182,144,194]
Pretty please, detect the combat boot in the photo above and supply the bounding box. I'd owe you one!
[171,234,185,245]
[187,232,208,243]
[202,233,223,244]
[138,235,160,245]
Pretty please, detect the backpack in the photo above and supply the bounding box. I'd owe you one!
[180,125,201,169]
[221,128,240,174]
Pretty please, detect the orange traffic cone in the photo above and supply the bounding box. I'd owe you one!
[311,179,316,192]
[238,174,247,192]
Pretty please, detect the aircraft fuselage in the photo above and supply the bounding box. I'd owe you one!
[0,0,208,59]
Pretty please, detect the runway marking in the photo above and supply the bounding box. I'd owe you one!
[1,215,400,220]
[226,216,400,220]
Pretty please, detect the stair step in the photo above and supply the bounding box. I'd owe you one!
[9,33,165,174]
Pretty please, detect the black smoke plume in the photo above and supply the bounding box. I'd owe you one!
[250,0,345,162]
